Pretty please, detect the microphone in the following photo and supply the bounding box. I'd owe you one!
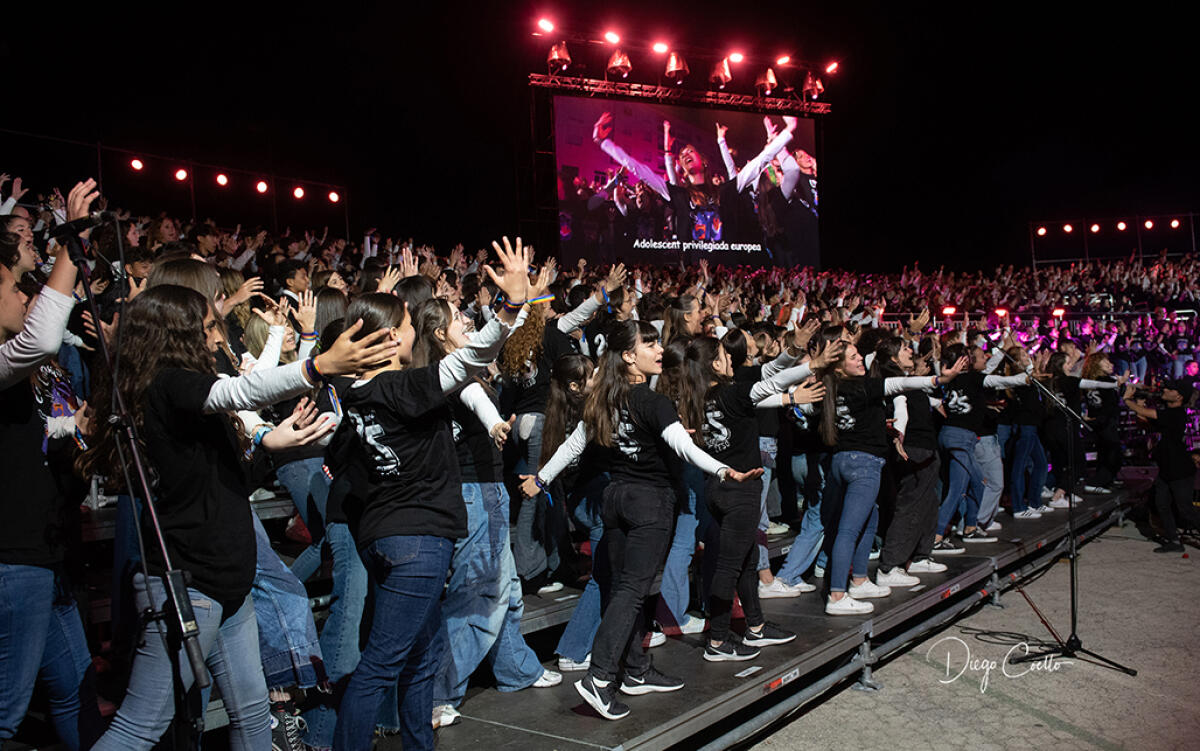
[49,210,118,240]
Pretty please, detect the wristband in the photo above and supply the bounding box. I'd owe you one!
[501,298,525,312]
[300,331,319,342]
[304,357,325,384]
[534,476,547,491]
[528,294,556,305]
[601,286,612,314]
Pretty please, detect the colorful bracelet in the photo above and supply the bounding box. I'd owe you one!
[501,298,525,312]
[304,357,325,384]
[528,294,556,305]
[300,331,319,342]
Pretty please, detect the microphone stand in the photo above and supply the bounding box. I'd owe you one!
[60,226,211,748]
[999,349,1136,675]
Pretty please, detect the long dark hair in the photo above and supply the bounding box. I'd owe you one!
[661,294,697,345]
[721,328,749,370]
[408,297,454,369]
[679,336,729,446]
[314,287,348,347]
[540,354,593,466]
[345,292,406,341]
[78,285,219,481]
[816,328,853,448]
[869,336,906,378]
[583,319,660,448]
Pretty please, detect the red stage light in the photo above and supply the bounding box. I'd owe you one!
[1062,224,1073,233]
[1052,307,1066,318]
[1116,221,1127,231]
[328,191,340,203]
[130,158,144,171]
[1171,219,1181,228]
[216,173,229,186]
[652,42,669,54]
[825,61,839,74]
[942,306,957,316]
[537,18,554,33]
[293,186,305,199]
[995,308,1008,318]
[1144,219,1154,229]
[729,51,745,63]
[1090,223,1100,233]
[256,181,268,194]
[776,55,791,65]
[1036,226,1047,236]
[604,31,620,44]
[174,168,188,181]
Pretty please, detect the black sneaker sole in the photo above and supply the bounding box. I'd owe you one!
[703,647,761,662]
[575,679,630,719]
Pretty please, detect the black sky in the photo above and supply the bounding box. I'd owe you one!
[2,1,1196,270]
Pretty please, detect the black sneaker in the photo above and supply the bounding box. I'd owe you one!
[933,538,965,555]
[575,674,630,719]
[619,666,685,695]
[269,701,307,751]
[962,528,998,544]
[1154,541,1185,553]
[704,639,761,662]
[742,623,796,647]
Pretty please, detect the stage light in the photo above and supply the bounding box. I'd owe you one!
[536,18,554,33]
[130,158,144,171]
[1144,219,1154,229]
[756,68,778,96]
[942,306,957,316]
[825,61,839,74]
[216,173,229,187]
[604,31,620,44]
[174,168,188,181]
[1052,307,1066,318]
[995,308,1008,318]
[1090,223,1100,233]
[776,55,791,66]
[729,51,744,63]
[1063,224,1073,233]
[710,58,732,89]
[1117,221,1127,231]
[802,71,824,100]
[652,41,669,54]
[664,51,689,84]
[256,180,268,194]
[606,49,632,78]
[328,191,340,203]
[547,41,571,71]
[293,186,305,199]
[1036,226,1047,236]
[1171,218,1181,228]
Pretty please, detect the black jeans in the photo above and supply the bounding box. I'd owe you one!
[705,477,765,643]
[1153,476,1200,542]
[590,480,674,682]
[1090,420,1122,488]
[880,447,941,570]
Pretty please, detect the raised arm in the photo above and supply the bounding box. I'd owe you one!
[982,373,1032,389]
[733,121,795,193]
[595,112,670,200]
[716,123,739,180]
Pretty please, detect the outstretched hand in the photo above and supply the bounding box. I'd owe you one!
[593,112,614,144]
[314,319,399,376]
[484,236,534,306]
[722,467,765,484]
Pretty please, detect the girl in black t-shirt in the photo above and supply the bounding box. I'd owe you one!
[524,320,760,721]
[1081,353,1124,491]
[1040,352,1123,505]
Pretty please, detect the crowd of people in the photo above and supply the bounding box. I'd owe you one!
[1,169,1199,751]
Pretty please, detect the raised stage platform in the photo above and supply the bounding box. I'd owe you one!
[414,488,1134,751]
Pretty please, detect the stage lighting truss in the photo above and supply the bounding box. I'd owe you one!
[528,72,831,115]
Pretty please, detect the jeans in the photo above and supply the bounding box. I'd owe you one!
[278,456,328,580]
[827,451,886,593]
[996,423,1013,460]
[434,482,544,708]
[0,564,100,750]
[1173,355,1191,379]
[706,477,765,643]
[879,447,941,571]
[334,535,453,751]
[556,473,610,662]
[589,481,674,683]
[974,435,1004,527]
[1009,425,1049,512]
[514,412,559,583]
[756,436,778,571]
[302,522,368,750]
[775,452,828,586]
[93,575,270,750]
[658,465,702,628]
[251,512,324,690]
[936,426,984,535]
[1129,356,1147,383]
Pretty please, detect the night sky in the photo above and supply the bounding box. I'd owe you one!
[2,1,1195,270]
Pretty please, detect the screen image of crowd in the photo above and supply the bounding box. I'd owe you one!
[2,169,1200,751]
[554,96,820,269]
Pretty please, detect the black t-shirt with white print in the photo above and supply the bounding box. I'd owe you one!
[601,382,681,486]
[894,388,936,451]
[510,324,583,416]
[702,380,760,472]
[341,364,465,545]
[832,377,889,457]
[941,371,989,435]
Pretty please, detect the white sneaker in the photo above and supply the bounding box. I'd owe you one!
[1013,508,1043,519]
[678,616,708,634]
[1040,487,1056,500]
[433,704,461,729]
[847,579,892,599]
[907,558,948,574]
[1049,495,1081,509]
[558,654,591,672]
[537,581,565,596]
[875,568,920,587]
[766,521,791,536]
[533,668,562,687]
[826,595,873,615]
[758,578,806,599]
[1084,485,1112,494]
[813,565,826,578]
[985,520,1002,533]
[647,630,666,648]
[1036,503,1055,513]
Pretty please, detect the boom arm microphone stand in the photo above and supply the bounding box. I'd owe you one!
[1000,349,1136,675]
[58,225,211,747]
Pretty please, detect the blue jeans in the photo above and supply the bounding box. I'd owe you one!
[93,575,270,750]
[996,423,1013,460]
[0,563,100,749]
[302,522,368,750]
[334,535,453,751]
[756,436,778,571]
[556,473,609,662]
[1009,425,1049,513]
[936,426,984,534]
[974,435,1004,526]
[434,483,543,708]
[827,452,885,592]
[251,512,324,690]
[776,452,828,586]
[279,456,329,582]
[1129,356,1147,383]
[658,465,702,628]
[514,413,557,582]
